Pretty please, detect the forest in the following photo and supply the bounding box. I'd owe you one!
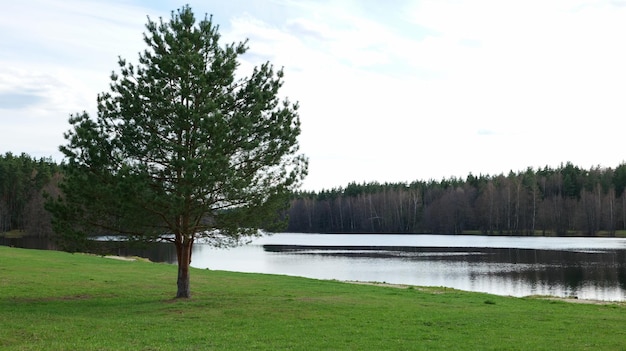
[287,162,626,236]
[3,152,626,238]
[0,153,60,237]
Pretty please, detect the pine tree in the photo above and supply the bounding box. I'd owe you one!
[48,6,307,298]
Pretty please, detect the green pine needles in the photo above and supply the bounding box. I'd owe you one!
[48,6,308,298]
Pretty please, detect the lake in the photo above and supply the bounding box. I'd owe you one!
[188,234,626,301]
[4,233,626,301]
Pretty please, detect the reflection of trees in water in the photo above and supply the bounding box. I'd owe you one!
[1,237,180,263]
[481,249,626,290]
[265,245,626,290]
[0,237,58,250]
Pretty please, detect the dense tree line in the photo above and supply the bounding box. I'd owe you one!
[0,153,60,237]
[287,162,626,236]
[4,155,626,238]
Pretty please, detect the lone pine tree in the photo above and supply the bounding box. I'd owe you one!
[49,6,307,298]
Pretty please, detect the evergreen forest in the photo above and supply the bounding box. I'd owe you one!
[3,153,626,237]
[0,153,60,237]
[287,162,626,236]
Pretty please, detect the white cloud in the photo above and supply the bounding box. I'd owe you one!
[1,0,625,189]
[215,0,626,189]
[0,0,164,159]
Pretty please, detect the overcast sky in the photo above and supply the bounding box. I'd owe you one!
[1,0,625,190]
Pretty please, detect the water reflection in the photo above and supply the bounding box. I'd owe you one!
[263,244,626,297]
[4,234,626,301]
[0,237,59,251]
[194,235,626,301]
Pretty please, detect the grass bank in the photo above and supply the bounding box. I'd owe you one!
[1,246,625,350]
[0,230,26,238]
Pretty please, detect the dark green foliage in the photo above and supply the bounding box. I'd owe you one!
[561,162,582,199]
[0,152,59,236]
[614,164,626,198]
[47,6,307,297]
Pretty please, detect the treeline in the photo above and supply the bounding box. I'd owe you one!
[0,153,60,237]
[4,153,626,238]
[287,162,626,236]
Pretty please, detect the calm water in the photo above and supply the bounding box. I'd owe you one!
[189,234,626,301]
[4,233,626,301]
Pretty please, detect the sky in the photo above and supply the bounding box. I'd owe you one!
[1,0,626,191]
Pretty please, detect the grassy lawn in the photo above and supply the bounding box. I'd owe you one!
[1,246,625,350]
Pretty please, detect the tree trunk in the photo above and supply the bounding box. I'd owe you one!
[175,238,193,298]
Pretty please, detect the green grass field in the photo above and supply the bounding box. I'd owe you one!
[1,246,625,350]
